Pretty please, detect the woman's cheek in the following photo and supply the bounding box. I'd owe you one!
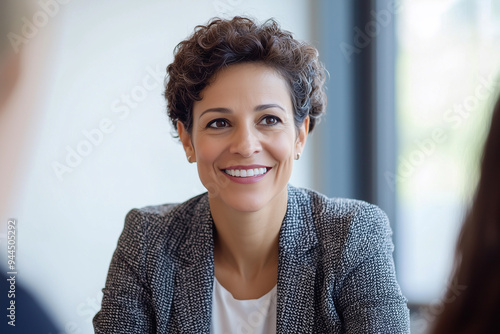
[194,133,223,159]
[194,137,227,194]
[266,132,295,161]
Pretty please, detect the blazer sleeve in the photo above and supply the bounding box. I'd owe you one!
[93,209,156,334]
[337,203,410,333]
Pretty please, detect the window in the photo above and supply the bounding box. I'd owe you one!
[396,0,500,308]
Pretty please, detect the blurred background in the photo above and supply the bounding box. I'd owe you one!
[1,0,499,333]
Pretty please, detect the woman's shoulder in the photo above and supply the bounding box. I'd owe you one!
[289,185,392,248]
[128,192,207,222]
[289,185,389,225]
[289,185,394,271]
[119,192,210,248]
[135,192,206,218]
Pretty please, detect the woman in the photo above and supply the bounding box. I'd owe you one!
[94,17,410,333]
[429,93,500,333]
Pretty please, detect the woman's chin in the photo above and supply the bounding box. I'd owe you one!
[211,193,272,214]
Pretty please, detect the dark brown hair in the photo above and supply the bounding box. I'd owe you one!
[164,16,326,136]
[430,92,500,333]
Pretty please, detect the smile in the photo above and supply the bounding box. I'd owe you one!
[223,167,268,177]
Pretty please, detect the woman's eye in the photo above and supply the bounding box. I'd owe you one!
[208,119,229,128]
[259,116,281,126]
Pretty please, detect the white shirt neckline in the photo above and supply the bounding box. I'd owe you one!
[210,277,277,334]
[215,277,277,301]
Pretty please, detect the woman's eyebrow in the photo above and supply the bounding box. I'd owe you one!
[254,104,285,112]
[199,107,232,118]
[199,104,285,118]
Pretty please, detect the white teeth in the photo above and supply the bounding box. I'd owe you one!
[224,168,268,178]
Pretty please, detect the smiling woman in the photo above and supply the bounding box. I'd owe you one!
[93,17,410,333]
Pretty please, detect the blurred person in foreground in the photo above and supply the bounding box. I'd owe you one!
[430,92,500,333]
[0,0,60,332]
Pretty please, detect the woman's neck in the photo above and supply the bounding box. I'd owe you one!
[209,188,287,281]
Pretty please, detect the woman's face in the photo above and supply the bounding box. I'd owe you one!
[178,62,308,213]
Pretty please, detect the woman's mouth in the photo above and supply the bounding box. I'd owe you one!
[223,167,269,177]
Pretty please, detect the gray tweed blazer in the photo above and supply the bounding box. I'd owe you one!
[94,185,410,333]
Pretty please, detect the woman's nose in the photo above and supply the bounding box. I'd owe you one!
[229,125,262,157]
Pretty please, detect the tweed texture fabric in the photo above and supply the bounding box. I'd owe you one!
[94,185,410,333]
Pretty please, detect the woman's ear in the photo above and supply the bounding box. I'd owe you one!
[177,121,196,163]
[295,115,310,155]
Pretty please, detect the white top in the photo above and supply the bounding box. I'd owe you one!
[210,278,277,334]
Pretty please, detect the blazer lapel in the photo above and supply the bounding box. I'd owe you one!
[171,187,319,333]
[173,194,215,333]
[276,186,319,334]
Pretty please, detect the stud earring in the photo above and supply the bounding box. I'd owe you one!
[295,153,301,160]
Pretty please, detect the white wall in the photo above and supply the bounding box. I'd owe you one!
[3,0,313,333]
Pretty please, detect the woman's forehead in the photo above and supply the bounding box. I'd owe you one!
[195,63,293,110]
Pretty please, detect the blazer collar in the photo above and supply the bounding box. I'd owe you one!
[276,185,319,333]
[174,194,215,333]
[279,185,319,256]
[173,186,319,333]
[177,193,214,264]
[176,186,319,263]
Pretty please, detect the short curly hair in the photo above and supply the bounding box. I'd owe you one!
[165,16,326,136]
